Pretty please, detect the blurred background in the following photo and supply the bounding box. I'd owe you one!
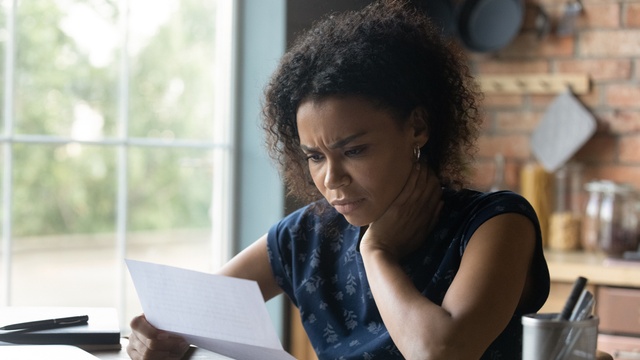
[1,0,640,359]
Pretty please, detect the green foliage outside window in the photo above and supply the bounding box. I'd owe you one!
[2,0,216,237]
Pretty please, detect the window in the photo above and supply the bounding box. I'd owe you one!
[0,0,235,328]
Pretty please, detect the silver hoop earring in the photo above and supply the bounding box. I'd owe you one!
[413,145,421,163]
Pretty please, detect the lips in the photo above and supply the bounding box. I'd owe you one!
[331,198,364,214]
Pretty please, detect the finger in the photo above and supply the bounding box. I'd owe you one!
[130,314,163,351]
[130,314,160,339]
[130,314,190,353]
[126,332,143,360]
[128,331,189,360]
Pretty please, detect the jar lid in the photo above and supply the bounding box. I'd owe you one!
[585,180,632,194]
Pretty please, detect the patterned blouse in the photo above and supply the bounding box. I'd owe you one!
[267,189,550,360]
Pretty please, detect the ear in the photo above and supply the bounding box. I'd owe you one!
[408,106,429,146]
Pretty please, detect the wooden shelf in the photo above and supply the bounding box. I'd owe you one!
[477,73,590,95]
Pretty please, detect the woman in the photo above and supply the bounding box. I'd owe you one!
[127,1,550,359]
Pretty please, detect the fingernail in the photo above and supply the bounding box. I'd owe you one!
[171,341,190,354]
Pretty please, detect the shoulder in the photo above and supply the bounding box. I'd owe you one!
[447,189,550,312]
[270,200,341,235]
[267,199,354,252]
[444,188,539,226]
[437,188,543,257]
[446,188,534,209]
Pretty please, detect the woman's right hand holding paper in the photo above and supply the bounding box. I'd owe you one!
[127,314,191,360]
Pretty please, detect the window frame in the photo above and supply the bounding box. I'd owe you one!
[0,0,237,325]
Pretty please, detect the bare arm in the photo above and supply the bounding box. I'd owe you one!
[217,234,283,301]
[360,213,535,359]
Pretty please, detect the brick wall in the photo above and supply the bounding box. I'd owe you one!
[468,0,640,192]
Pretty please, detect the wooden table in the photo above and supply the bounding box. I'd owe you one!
[91,338,232,360]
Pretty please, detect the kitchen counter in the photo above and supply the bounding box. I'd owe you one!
[543,250,640,360]
[545,251,640,359]
[545,250,640,288]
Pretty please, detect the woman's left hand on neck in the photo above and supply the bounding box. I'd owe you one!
[359,164,443,261]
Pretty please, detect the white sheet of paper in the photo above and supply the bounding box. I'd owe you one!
[125,259,296,360]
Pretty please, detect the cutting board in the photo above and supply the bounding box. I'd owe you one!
[531,90,596,172]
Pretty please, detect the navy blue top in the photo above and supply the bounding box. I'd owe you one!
[267,189,550,360]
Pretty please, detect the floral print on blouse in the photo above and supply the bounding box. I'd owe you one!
[267,189,550,360]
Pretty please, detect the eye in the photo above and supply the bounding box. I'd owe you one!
[305,153,324,163]
[345,146,365,157]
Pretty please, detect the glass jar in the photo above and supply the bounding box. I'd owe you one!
[582,180,639,256]
[581,181,602,252]
[548,163,583,251]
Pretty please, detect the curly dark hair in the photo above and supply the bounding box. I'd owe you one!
[263,0,482,204]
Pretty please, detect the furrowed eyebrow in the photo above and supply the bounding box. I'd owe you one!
[300,132,366,152]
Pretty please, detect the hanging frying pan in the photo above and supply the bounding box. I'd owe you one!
[456,0,524,52]
[418,0,524,53]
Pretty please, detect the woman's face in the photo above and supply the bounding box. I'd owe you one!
[296,96,428,226]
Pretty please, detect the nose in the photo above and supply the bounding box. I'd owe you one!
[324,159,350,190]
